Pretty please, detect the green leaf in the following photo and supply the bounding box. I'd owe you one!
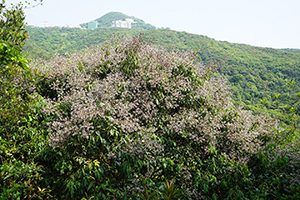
[87,181,95,191]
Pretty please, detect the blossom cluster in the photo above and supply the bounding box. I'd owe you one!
[30,35,278,166]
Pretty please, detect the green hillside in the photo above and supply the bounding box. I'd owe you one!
[23,26,300,129]
[80,11,156,30]
[281,48,300,53]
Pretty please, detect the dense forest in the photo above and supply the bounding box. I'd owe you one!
[24,25,300,131]
[1,4,300,199]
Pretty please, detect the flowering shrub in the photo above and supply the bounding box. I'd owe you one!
[34,36,278,156]
[30,35,285,198]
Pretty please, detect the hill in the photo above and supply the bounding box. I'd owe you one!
[23,26,300,129]
[281,48,300,53]
[80,11,156,30]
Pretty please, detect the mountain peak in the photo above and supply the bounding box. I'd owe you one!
[81,12,156,30]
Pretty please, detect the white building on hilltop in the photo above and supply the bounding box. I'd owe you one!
[40,21,53,28]
[112,18,135,29]
[64,24,82,28]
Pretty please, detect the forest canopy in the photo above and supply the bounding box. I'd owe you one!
[24,26,300,131]
[1,2,300,199]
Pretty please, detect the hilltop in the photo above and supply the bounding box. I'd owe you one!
[80,11,156,30]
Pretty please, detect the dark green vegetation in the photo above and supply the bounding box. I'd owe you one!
[80,11,156,30]
[1,4,300,200]
[281,48,300,54]
[0,1,51,199]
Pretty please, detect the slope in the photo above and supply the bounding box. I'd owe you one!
[23,26,300,128]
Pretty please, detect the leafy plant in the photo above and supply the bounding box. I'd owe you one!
[0,1,50,199]
[30,35,282,199]
[137,177,185,200]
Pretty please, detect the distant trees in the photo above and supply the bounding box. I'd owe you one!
[23,26,300,131]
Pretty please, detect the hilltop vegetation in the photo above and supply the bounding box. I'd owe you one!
[80,11,156,30]
[281,48,300,53]
[24,26,300,130]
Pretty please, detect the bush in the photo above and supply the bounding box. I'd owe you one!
[0,1,50,199]
[30,35,282,199]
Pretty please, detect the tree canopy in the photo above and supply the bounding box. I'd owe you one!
[1,2,300,199]
[23,26,300,130]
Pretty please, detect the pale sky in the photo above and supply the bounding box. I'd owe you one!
[5,0,300,49]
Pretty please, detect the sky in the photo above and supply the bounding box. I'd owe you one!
[5,0,300,49]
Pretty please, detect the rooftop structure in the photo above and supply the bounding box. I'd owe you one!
[40,21,52,28]
[112,18,135,29]
[64,24,82,28]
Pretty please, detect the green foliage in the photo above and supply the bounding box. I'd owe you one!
[0,1,50,199]
[23,26,300,132]
[1,4,300,199]
[0,0,32,156]
[160,177,185,200]
[30,35,298,199]
[36,136,123,199]
[137,177,186,200]
[0,160,52,199]
[261,79,300,139]
[0,1,27,68]
[281,48,300,54]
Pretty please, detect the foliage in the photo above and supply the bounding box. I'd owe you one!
[137,177,186,200]
[0,1,50,199]
[0,0,32,156]
[274,79,300,135]
[281,48,300,54]
[2,4,300,199]
[28,35,297,199]
[23,26,300,132]
[0,160,52,199]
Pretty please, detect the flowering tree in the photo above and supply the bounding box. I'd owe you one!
[32,35,281,198]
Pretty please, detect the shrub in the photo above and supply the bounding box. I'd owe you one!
[0,1,50,199]
[31,35,281,198]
